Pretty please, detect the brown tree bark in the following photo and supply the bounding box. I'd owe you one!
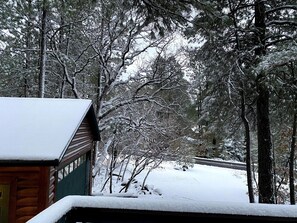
[38,0,47,98]
[289,62,296,204]
[255,0,275,204]
[240,87,254,203]
[289,112,296,204]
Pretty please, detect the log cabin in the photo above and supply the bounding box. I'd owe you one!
[0,97,99,223]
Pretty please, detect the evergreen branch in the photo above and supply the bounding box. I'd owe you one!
[266,20,297,26]
[266,5,297,15]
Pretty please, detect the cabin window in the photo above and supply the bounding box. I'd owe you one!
[73,159,78,169]
[58,169,63,182]
[63,167,69,178]
[69,162,74,172]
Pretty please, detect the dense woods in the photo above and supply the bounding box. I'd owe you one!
[0,0,296,204]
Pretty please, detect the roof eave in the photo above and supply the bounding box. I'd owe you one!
[0,159,60,167]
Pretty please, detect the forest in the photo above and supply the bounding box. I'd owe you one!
[0,0,296,205]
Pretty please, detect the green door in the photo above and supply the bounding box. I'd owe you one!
[0,184,10,223]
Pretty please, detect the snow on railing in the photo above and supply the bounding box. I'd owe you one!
[27,195,297,223]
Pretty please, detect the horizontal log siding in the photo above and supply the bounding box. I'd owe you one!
[60,118,93,167]
[0,166,50,223]
[48,167,55,206]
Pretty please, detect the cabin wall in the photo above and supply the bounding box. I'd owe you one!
[55,153,90,201]
[61,117,94,166]
[0,166,50,223]
[48,167,56,206]
[53,117,94,202]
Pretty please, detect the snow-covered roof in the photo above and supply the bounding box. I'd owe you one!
[0,97,98,164]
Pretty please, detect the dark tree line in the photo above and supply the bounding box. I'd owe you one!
[185,0,296,204]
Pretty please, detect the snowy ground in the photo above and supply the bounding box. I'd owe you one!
[92,160,250,203]
[30,160,297,223]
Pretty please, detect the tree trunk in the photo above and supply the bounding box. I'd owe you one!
[24,0,33,97]
[59,0,66,99]
[38,0,47,98]
[289,62,296,204]
[232,1,255,202]
[255,0,274,204]
[289,112,296,204]
[256,75,274,203]
[240,87,254,203]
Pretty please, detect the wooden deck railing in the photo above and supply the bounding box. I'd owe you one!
[27,195,297,223]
